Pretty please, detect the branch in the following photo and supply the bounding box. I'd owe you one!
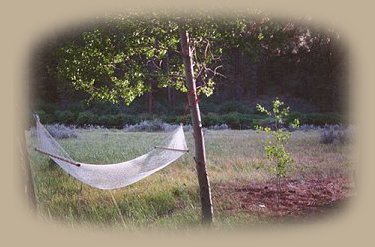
[206,65,226,78]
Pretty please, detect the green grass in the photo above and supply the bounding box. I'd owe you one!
[26,128,354,230]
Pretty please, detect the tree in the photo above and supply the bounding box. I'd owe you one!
[54,11,343,223]
[256,98,299,207]
[56,13,232,224]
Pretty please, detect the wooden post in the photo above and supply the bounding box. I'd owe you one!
[179,27,213,224]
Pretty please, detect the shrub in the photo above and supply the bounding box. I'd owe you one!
[175,115,192,125]
[302,113,342,126]
[45,124,77,139]
[76,112,97,126]
[222,112,241,129]
[299,124,321,132]
[160,115,179,124]
[34,110,56,124]
[37,101,57,114]
[286,112,304,125]
[320,124,347,144]
[202,112,221,127]
[208,124,230,130]
[124,120,176,132]
[55,110,76,124]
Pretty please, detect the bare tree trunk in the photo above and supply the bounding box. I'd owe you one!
[179,28,213,224]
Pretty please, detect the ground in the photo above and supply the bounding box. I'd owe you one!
[214,172,354,220]
[26,127,356,229]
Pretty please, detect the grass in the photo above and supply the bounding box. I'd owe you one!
[26,128,354,230]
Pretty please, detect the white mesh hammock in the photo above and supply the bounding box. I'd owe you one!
[35,116,188,190]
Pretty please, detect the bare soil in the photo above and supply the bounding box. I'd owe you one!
[213,173,354,220]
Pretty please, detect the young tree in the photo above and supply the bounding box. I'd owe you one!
[256,98,299,207]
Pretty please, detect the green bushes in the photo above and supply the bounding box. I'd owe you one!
[285,112,342,126]
[55,110,76,124]
[302,113,343,126]
[32,108,344,129]
[75,113,140,127]
[34,110,56,124]
[76,112,97,126]
[98,114,139,127]
[203,113,222,126]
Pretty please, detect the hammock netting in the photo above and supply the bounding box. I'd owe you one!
[35,117,188,190]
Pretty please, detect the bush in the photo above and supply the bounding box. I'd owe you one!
[124,120,175,132]
[36,101,57,114]
[76,112,98,126]
[234,113,263,129]
[320,124,347,144]
[222,112,243,129]
[34,110,56,124]
[45,124,77,139]
[303,113,342,126]
[175,115,192,125]
[201,112,266,129]
[160,115,179,124]
[299,124,321,132]
[202,112,222,127]
[208,124,230,130]
[55,110,76,124]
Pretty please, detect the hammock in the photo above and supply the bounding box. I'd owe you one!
[35,116,188,190]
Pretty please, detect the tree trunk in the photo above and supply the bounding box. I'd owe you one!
[147,89,153,114]
[179,28,213,224]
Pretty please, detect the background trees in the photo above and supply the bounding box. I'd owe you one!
[31,13,347,117]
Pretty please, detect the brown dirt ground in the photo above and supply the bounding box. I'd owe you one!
[213,173,354,220]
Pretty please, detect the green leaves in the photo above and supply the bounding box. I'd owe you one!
[57,12,314,106]
[257,32,264,41]
[256,98,299,179]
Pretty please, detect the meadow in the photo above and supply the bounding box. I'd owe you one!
[26,126,355,230]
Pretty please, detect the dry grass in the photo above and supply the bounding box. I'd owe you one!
[26,128,355,230]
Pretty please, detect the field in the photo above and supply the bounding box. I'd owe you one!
[26,127,355,230]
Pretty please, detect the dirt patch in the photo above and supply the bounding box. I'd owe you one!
[213,173,354,219]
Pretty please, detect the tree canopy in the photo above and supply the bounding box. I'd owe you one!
[55,12,343,105]
[31,11,346,113]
